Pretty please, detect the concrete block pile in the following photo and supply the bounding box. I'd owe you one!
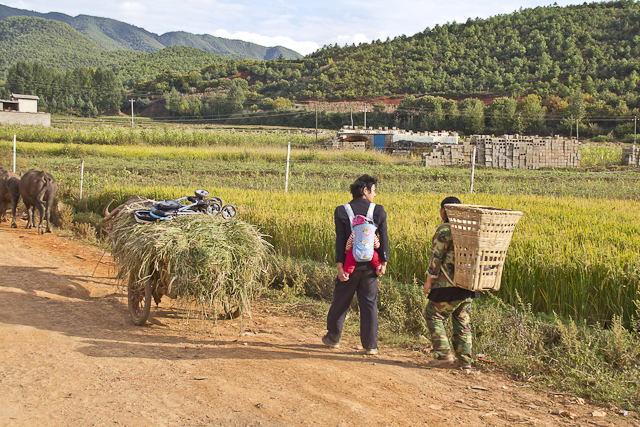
[622,145,640,165]
[423,135,581,170]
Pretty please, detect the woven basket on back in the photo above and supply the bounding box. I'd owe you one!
[444,204,523,291]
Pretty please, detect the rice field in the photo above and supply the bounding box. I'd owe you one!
[0,124,321,148]
[80,184,640,327]
[2,127,639,327]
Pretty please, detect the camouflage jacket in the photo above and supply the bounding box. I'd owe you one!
[427,223,455,289]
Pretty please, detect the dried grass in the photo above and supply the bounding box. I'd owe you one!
[109,210,272,323]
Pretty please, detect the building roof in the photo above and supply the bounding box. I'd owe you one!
[11,93,39,100]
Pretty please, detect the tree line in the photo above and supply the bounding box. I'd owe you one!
[3,61,125,116]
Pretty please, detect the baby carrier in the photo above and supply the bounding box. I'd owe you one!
[344,203,377,262]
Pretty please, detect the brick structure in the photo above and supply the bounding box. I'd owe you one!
[0,94,50,127]
[0,111,51,127]
[423,134,581,169]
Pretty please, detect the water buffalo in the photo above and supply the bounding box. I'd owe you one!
[102,196,154,222]
[18,169,58,234]
[0,167,20,226]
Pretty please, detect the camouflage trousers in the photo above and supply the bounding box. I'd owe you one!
[424,298,473,365]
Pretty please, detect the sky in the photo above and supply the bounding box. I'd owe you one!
[5,0,585,55]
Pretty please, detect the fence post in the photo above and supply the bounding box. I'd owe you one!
[79,159,85,200]
[470,146,477,194]
[285,141,291,192]
[12,135,16,173]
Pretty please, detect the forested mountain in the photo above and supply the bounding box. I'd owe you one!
[301,0,640,100]
[0,17,229,81]
[0,3,302,59]
[127,0,640,103]
[0,16,137,73]
[156,32,299,60]
[4,1,640,140]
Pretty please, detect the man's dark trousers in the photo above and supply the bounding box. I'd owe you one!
[326,268,378,350]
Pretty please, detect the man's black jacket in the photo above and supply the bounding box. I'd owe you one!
[334,198,389,267]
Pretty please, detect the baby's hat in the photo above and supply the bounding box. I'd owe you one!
[351,214,368,227]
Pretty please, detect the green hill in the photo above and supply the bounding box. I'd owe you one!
[157,32,301,60]
[114,45,231,86]
[0,16,135,73]
[0,16,230,81]
[298,0,640,100]
[58,14,165,52]
[0,3,303,60]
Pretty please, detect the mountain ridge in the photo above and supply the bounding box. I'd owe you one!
[0,3,302,60]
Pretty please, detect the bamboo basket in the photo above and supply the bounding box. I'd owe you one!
[444,204,523,291]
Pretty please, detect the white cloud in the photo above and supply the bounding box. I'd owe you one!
[119,1,147,13]
[213,29,319,55]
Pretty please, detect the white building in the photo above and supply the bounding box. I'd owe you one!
[0,94,40,113]
[0,94,50,127]
[336,126,458,150]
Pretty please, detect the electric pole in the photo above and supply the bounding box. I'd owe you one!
[570,114,573,139]
[361,103,370,129]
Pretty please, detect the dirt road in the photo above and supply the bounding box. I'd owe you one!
[0,222,633,426]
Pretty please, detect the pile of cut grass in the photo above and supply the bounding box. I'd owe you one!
[109,211,272,323]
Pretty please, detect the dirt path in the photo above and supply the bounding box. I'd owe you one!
[0,221,634,427]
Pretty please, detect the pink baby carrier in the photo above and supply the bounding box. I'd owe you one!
[343,203,377,262]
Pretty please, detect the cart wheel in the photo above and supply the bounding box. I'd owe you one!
[207,196,223,206]
[207,202,221,216]
[128,279,152,326]
[221,204,237,219]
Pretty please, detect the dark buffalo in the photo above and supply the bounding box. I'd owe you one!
[102,196,154,222]
[0,167,20,227]
[18,169,58,234]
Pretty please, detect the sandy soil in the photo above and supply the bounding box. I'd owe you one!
[0,220,636,427]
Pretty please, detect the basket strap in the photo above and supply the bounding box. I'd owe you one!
[441,268,455,286]
[440,234,455,286]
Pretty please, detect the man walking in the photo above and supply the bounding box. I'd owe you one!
[323,174,389,355]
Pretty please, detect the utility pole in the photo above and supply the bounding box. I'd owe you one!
[315,103,318,143]
[361,103,370,129]
[130,99,135,128]
[570,114,573,139]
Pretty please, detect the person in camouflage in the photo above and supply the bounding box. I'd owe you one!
[423,196,478,370]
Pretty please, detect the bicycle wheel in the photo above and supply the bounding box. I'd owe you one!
[221,204,237,219]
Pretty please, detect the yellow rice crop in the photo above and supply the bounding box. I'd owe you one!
[90,185,640,326]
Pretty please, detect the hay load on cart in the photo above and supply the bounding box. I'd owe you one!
[108,191,271,326]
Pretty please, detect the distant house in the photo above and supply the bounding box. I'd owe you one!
[330,125,459,151]
[0,94,50,127]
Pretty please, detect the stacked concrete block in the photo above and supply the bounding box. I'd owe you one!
[424,134,581,169]
[622,145,640,165]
